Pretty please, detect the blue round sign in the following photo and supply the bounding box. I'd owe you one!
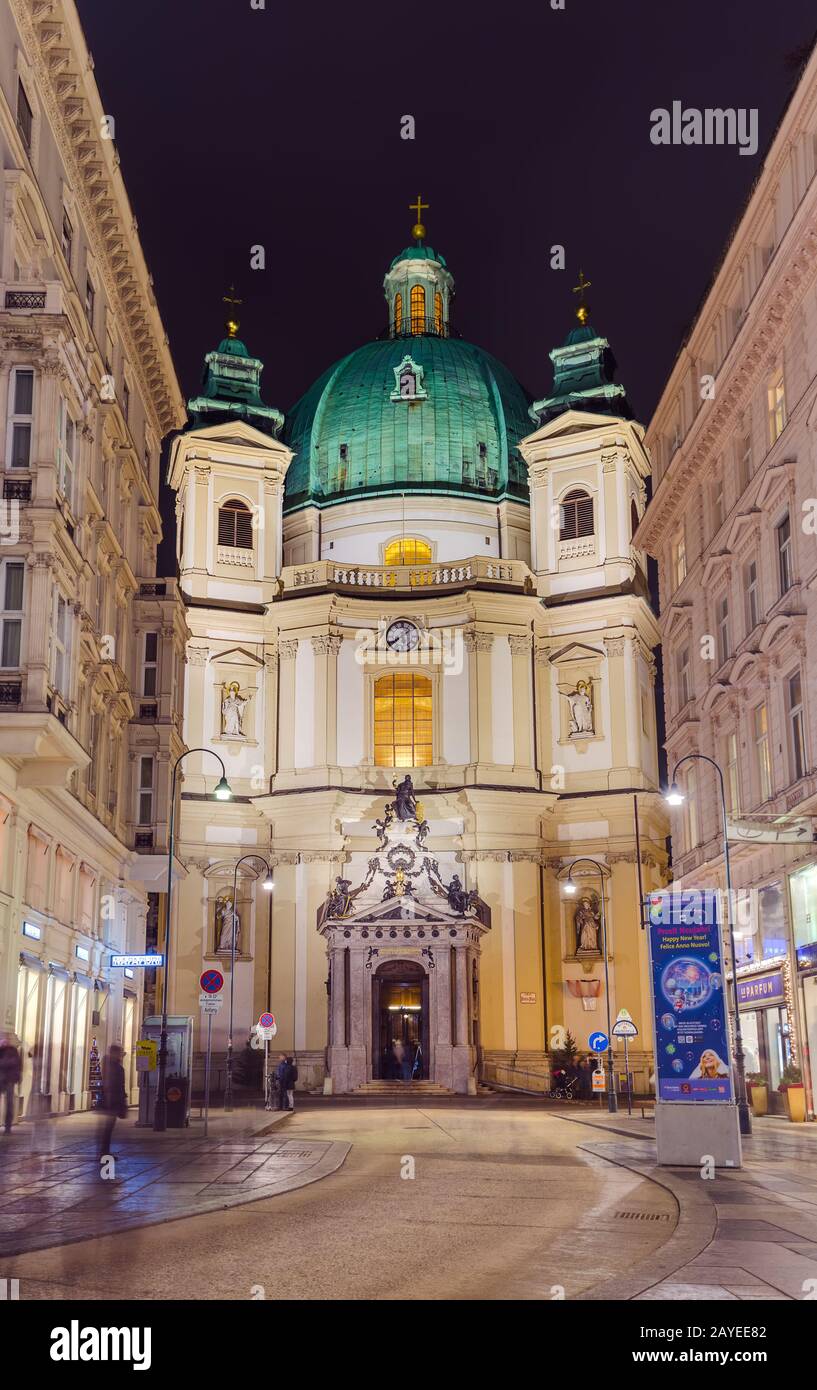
[588,1031,609,1053]
[200,969,224,995]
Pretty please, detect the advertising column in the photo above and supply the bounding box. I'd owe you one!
[647,889,742,1167]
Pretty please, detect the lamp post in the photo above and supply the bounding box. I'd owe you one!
[666,753,752,1136]
[224,855,274,1113]
[154,750,232,1132]
[562,857,617,1113]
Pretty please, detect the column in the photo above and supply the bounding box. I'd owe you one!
[275,639,299,776]
[464,629,493,772]
[509,634,534,769]
[311,634,342,776]
[603,633,629,787]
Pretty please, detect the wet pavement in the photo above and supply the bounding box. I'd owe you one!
[547,1106,817,1300]
[0,1107,349,1256]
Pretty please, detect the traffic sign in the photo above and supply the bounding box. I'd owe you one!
[200,969,224,995]
[199,993,224,1015]
[613,1016,639,1039]
[588,1031,609,1053]
[255,1012,277,1041]
[259,1012,275,1029]
[591,1069,606,1093]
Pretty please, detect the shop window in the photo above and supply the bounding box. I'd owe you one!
[374,672,432,768]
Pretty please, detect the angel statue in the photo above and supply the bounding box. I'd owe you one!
[563,680,594,736]
[222,682,250,737]
[575,894,601,954]
[216,893,241,953]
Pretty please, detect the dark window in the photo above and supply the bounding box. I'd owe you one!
[85,275,95,326]
[17,81,32,151]
[559,489,594,541]
[777,513,793,595]
[217,499,253,549]
[61,210,73,267]
[631,499,640,538]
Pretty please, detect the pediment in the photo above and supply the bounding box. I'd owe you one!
[663,604,694,640]
[527,409,627,443]
[209,646,264,669]
[548,640,605,665]
[183,419,284,451]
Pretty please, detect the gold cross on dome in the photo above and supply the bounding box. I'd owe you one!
[409,195,428,241]
[572,269,591,304]
[222,285,242,338]
[572,269,591,324]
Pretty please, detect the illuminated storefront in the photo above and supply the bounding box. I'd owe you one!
[789,864,817,1118]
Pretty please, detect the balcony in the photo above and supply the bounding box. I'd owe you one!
[217,545,254,569]
[280,555,532,596]
[2,282,63,314]
[3,478,32,502]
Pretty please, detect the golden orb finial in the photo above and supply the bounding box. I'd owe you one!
[409,194,428,242]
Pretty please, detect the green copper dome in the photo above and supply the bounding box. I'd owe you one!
[389,244,448,269]
[283,334,532,513]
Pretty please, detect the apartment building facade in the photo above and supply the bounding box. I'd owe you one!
[637,45,817,1116]
[0,0,186,1114]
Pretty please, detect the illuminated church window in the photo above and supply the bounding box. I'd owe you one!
[434,291,443,335]
[217,498,253,549]
[394,293,402,334]
[384,538,432,566]
[410,284,425,334]
[559,489,594,541]
[374,672,432,768]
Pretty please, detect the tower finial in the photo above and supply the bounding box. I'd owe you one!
[222,284,242,338]
[409,194,428,243]
[572,269,591,326]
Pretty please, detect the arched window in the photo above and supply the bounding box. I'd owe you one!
[217,498,253,549]
[559,489,594,541]
[410,284,425,335]
[384,537,432,566]
[434,291,443,335]
[374,672,432,768]
[630,499,640,539]
[394,293,403,334]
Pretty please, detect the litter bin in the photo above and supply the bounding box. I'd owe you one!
[165,1076,189,1128]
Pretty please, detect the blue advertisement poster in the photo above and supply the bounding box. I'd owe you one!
[646,890,734,1104]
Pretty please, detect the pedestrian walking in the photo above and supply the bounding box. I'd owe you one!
[97,1044,128,1159]
[0,1035,21,1134]
[29,1041,56,1155]
[275,1052,289,1110]
[578,1054,594,1101]
[284,1055,298,1111]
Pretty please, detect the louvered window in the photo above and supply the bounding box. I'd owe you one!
[559,489,594,540]
[218,499,253,549]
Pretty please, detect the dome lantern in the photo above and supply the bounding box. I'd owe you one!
[383,197,454,339]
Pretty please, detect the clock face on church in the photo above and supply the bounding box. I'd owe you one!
[385,620,420,652]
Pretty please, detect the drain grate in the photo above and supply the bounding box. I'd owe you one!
[614,1209,672,1222]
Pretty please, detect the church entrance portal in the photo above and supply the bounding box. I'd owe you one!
[372,960,428,1080]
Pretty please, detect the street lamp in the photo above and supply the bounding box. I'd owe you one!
[561,857,617,1113]
[155,749,232,1131]
[224,854,274,1113]
[665,753,752,1136]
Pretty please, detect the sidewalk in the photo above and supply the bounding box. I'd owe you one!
[0,1104,350,1258]
[549,1106,817,1300]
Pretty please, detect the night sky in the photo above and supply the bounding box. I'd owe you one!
[76,0,816,477]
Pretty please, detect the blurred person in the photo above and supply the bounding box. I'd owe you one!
[97,1043,127,1159]
[284,1055,298,1112]
[0,1035,21,1134]
[275,1052,288,1110]
[29,1040,56,1155]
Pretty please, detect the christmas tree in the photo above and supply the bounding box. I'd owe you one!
[88,1036,103,1108]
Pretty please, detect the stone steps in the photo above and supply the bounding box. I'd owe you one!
[353,1080,456,1097]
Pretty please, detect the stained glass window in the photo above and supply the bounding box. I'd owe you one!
[410,284,425,335]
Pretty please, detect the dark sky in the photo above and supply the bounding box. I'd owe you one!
[77,0,815,429]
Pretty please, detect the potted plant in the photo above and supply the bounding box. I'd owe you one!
[746,1072,768,1117]
[778,1064,806,1123]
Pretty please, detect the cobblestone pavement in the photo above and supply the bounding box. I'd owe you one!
[0,1107,349,1256]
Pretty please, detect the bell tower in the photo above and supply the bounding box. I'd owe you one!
[167,297,291,606]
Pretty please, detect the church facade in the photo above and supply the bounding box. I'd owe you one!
[168,233,669,1093]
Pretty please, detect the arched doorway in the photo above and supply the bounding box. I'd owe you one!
[372,959,429,1080]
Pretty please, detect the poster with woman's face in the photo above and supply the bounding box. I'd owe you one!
[647,891,735,1103]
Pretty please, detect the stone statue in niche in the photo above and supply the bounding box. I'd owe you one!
[574,893,601,954]
[221,681,250,737]
[216,892,241,954]
[563,679,594,736]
